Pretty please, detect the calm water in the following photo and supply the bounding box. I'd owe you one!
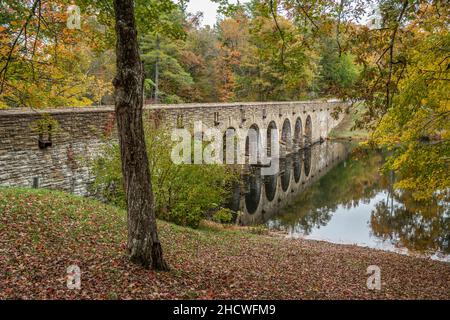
[235,142,450,262]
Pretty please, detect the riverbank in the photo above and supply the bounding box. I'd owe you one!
[329,103,369,141]
[0,188,448,300]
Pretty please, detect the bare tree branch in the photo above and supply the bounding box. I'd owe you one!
[386,0,409,109]
[269,0,286,68]
[295,0,319,30]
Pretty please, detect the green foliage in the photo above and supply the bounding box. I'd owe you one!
[78,0,182,44]
[231,6,320,101]
[319,39,359,94]
[0,1,115,108]
[29,115,61,135]
[381,142,450,201]
[92,124,237,228]
[182,26,222,102]
[90,142,125,208]
[0,0,182,109]
[212,207,235,224]
[329,103,369,140]
[141,33,194,103]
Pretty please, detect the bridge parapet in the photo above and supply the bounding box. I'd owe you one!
[0,100,346,194]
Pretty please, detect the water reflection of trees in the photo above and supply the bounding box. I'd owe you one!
[272,148,450,255]
[371,192,450,255]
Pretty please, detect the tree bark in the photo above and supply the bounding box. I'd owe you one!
[113,0,168,270]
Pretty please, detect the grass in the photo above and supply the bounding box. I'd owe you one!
[0,187,449,300]
[329,102,370,141]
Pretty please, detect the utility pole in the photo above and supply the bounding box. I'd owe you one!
[154,34,160,103]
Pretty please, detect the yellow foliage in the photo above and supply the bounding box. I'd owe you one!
[370,7,450,201]
[0,1,113,109]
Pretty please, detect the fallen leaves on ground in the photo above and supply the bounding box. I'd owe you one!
[0,188,448,300]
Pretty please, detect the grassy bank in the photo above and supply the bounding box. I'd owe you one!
[0,187,448,300]
[329,103,370,141]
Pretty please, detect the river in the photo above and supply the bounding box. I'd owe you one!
[231,141,450,262]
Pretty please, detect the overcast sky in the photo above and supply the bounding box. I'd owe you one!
[186,0,250,26]
[186,0,373,27]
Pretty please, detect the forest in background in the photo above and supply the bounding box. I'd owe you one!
[0,0,448,200]
[0,0,364,108]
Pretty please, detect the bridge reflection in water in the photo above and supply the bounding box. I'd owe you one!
[230,141,350,226]
[229,141,450,262]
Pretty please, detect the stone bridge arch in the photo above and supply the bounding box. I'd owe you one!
[294,117,303,149]
[195,102,344,163]
[245,123,260,163]
[223,127,237,164]
[244,168,262,214]
[264,174,277,202]
[266,121,278,157]
[281,119,292,157]
[305,115,313,147]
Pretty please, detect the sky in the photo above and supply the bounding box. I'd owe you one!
[186,0,250,27]
[186,0,373,27]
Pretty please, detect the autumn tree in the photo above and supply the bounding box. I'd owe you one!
[182,25,221,102]
[247,0,449,199]
[112,0,168,270]
[229,0,320,101]
[369,2,449,200]
[0,0,113,109]
[141,30,194,103]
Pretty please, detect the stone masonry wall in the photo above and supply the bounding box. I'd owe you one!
[0,101,344,195]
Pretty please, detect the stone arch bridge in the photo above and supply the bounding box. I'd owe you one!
[158,101,343,152]
[0,101,344,195]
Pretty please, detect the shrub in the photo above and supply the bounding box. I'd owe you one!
[91,125,237,228]
[248,224,269,235]
[212,208,235,224]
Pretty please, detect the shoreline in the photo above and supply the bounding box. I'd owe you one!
[206,221,450,264]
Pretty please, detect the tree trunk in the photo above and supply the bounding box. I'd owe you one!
[113,0,168,270]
